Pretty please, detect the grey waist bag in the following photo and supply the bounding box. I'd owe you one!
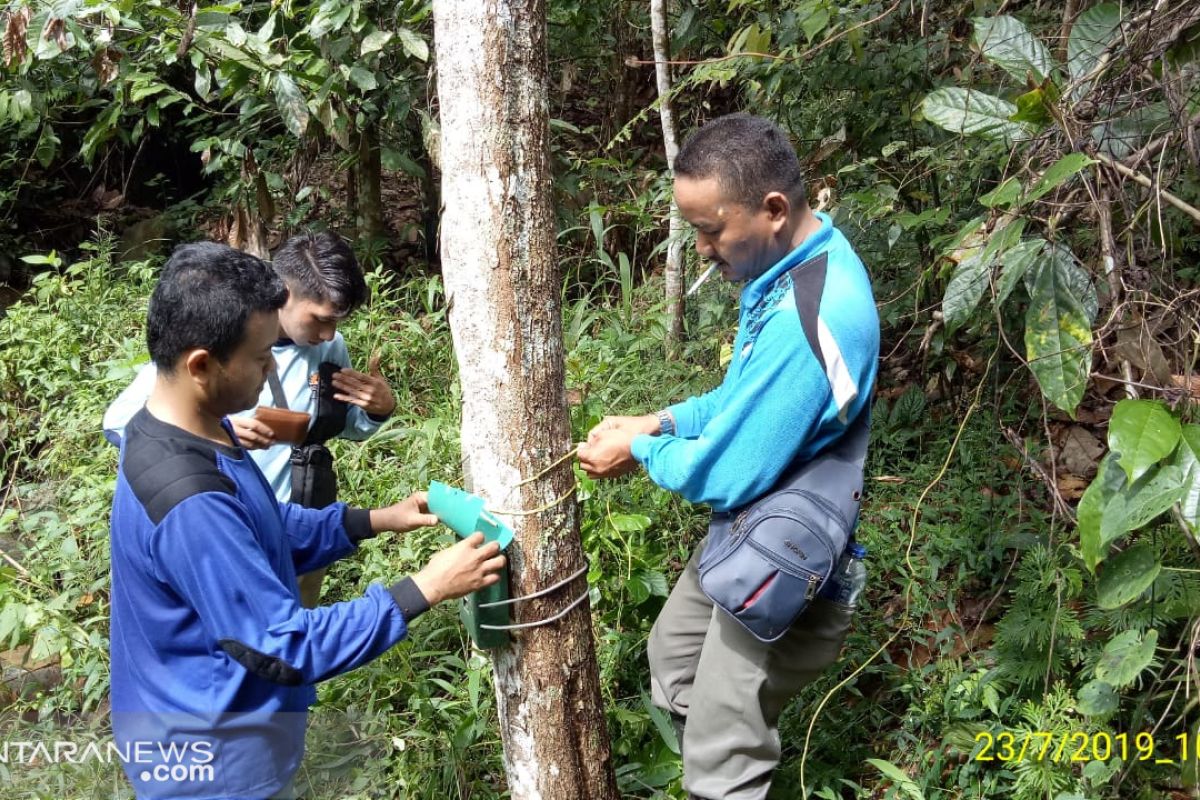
[697,413,869,642]
[696,250,871,642]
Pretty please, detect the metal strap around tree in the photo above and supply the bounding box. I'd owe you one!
[477,562,591,631]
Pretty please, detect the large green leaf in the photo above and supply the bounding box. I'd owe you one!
[1108,399,1182,483]
[1174,425,1200,532]
[1024,247,1092,417]
[1093,102,1174,160]
[1023,243,1097,322]
[921,88,1031,142]
[398,27,428,62]
[979,177,1021,208]
[1024,153,1097,204]
[1094,629,1157,688]
[1011,86,1054,127]
[978,217,1026,265]
[1096,542,1161,609]
[997,238,1044,305]
[973,15,1056,84]
[34,124,59,168]
[1068,3,1121,81]
[943,218,1030,328]
[942,219,1026,331]
[1078,456,1185,571]
[272,73,309,138]
[942,251,991,332]
[1076,679,1118,716]
[866,759,925,800]
[347,66,378,92]
[361,30,393,56]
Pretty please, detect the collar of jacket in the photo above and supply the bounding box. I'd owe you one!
[739,211,833,315]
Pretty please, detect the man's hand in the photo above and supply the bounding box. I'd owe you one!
[370,491,439,534]
[332,354,397,417]
[586,413,660,442]
[412,533,506,605]
[577,428,640,479]
[231,417,276,450]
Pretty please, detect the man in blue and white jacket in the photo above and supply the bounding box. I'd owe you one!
[579,114,879,800]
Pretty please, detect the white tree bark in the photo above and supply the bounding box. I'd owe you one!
[432,2,619,798]
[652,0,686,352]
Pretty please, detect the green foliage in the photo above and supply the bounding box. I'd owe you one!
[1023,244,1094,417]
[2,2,1198,798]
[1108,400,1182,483]
[0,0,434,256]
[921,88,1030,142]
[1067,3,1122,82]
[972,15,1056,85]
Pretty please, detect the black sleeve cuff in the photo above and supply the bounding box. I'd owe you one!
[343,507,375,544]
[388,577,430,622]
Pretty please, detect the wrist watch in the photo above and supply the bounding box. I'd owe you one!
[655,409,675,437]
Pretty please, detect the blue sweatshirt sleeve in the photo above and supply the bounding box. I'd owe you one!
[102,363,157,446]
[666,378,728,439]
[328,336,389,441]
[630,311,834,511]
[148,492,412,685]
[276,501,371,575]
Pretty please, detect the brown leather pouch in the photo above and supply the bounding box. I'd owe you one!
[253,406,311,445]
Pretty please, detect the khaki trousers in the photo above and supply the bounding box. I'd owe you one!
[648,543,855,800]
[296,567,327,609]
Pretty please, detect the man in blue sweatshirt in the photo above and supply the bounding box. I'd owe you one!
[104,232,395,608]
[578,114,879,799]
[109,242,505,799]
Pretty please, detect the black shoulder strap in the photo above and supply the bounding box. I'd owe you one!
[788,250,870,466]
[789,252,829,374]
[266,368,288,410]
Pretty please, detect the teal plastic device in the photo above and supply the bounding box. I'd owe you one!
[428,481,513,648]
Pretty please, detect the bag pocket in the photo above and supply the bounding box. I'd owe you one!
[699,494,851,643]
[290,444,338,508]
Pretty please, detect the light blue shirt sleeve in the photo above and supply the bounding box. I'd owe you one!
[328,336,389,442]
[103,363,158,446]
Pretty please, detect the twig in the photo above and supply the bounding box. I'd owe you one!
[1093,150,1200,225]
[1001,426,1076,522]
[176,2,198,61]
[1126,110,1200,173]
[0,543,31,578]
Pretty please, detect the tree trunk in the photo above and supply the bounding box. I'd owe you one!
[431,2,620,799]
[355,122,386,244]
[651,0,686,354]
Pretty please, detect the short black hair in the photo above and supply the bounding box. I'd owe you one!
[147,242,288,374]
[271,232,368,315]
[674,113,807,210]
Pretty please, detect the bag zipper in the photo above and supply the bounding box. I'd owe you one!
[731,509,751,538]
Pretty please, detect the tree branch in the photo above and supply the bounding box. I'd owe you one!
[1093,150,1200,225]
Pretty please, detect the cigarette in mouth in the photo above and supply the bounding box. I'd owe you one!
[687,263,719,296]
